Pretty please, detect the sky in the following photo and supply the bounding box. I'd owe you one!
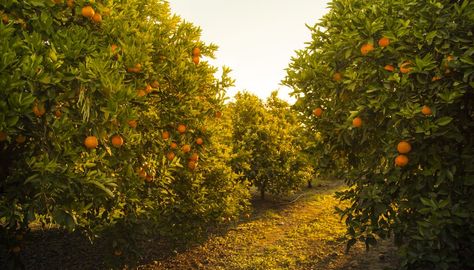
[168,0,330,103]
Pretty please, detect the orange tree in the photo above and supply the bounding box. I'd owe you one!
[285,0,474,269]
[0,0,249,264]
[229,91,310,199]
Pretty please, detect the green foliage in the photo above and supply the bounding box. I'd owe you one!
[285,0,474,269]
[229,91,311,199]
[0,0,249,264]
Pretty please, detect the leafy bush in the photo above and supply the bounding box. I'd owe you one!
[285,0,474,269]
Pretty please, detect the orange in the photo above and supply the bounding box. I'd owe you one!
[33,103,46,117]
[397,141,412,154]
[145,84,153,93]
[360,43,374,55]
[177,124,186,134]
[162,131,170,140]
[189,153,199,162]
[151,80,159,88]
[111,135,124,148]
[378,37,390,47]
[0,131,7,142]
[138,169,147,179]
[54,109,62,118]
[84,136,98,149]
[66,0,74,8]
[128,120,137,128]
[395,155,409,167]
[432,76,441,81]
[81,6,95,18]
[215,111,222,118]
[192,56,200,65]
[352,117,362,128]
[1,14,8,25]
[384,65,395,72]
[114,250,122,256]
[111,44,118,54]
[166,152,175,161]
[16,135,26,144]
[192,47,201,56]
[332,72,342,81]
[400,61,412,74]
[446,55,454,62]
[136,89,146,97]
[181,144,191,153]
[145,174,153,183]
[91,13,102,23]
[12,246,21,253]
[421,105,432,116]
[313,107,323,117]
[195,137,204,145]
[127,63,141,73]
[170,142,178,149]
[188,160,197,170]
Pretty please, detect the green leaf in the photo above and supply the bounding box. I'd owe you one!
[436,117,453,126]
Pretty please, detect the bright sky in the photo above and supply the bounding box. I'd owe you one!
[168,0,329,103]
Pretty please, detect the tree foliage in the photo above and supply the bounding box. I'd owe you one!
[285,0,474,269]
[0,0,249,264]
[230,91,311,199]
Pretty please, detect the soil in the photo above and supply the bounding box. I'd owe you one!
[2,180,399,270]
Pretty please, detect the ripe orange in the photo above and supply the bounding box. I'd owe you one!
[128,120,137,128]
[196,137,204,145]
[162,131,170,140]
[111,135,124,148]
[138,169,147,179]
[352,117,362,128]
[166,152,175,161]
[215,111,222,118]
[145,174,154,183]
[181,144,191,153]
[12,246,21,253]
[360,43,374,55]
[151,80,159,88]
[189,153,199,162]
[188,160,197,170]
[127,63,142,73]
[397,141,412,154]
[111,44,118,54]
[33,103,46,117]
[400,61,412,74]
[1,14,8,25]
[332,72,342,81]
[395,154,409,167]
[446,55,454,62]
[192,56,200,65]
[421,105,432,116]
[384,65,395,72]
[54,109,62,118]
[192,47,201,57]
[92,13,102,23]
[114,250,122,256]
[177,124,186,134]
[84,136,99,149]
[431,76,441,81]
[66,0,74,8]
[16,135,26,144]
[137,89,147,97]
[0,131,7,142]
[170,142,178,149]
[81,6,95,18]
[313,107,323,117]
[145,84,153,94]
[378,37,390,47]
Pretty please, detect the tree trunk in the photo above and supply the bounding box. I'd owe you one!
[307,180,312,188]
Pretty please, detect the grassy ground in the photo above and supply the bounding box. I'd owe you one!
[137,180,399,270]
[11,180,398,270]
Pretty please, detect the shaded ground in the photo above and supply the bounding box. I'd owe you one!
[4,180,399,270]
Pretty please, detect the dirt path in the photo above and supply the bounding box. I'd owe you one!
[137,181,399,270]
